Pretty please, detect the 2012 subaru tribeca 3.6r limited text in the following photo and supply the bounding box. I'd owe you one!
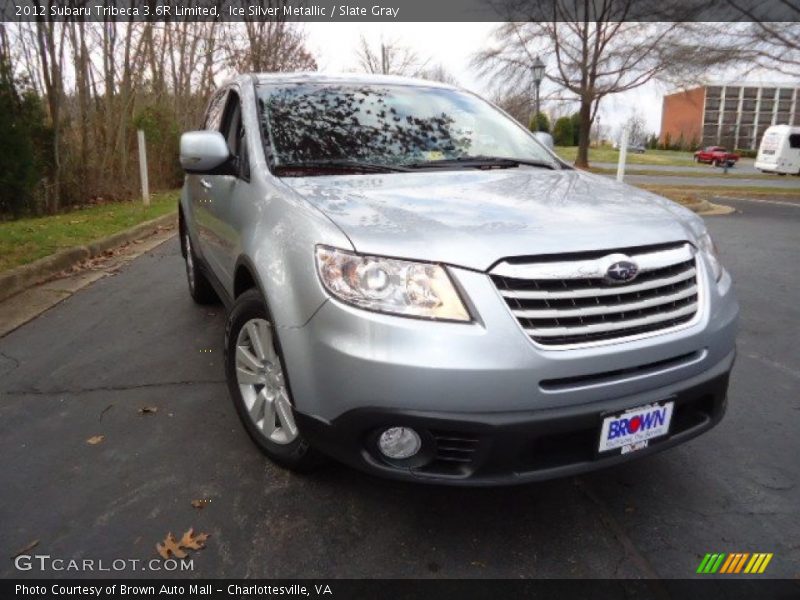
[178,73,738,485]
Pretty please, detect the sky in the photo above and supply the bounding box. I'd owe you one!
[304,22,796,137]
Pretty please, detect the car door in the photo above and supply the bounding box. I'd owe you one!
[187,87,228,274]
[203,88,252,290]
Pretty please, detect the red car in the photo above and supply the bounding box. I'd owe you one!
[694,146,739,167]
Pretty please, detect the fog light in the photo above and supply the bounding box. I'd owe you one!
[378,427,421,459]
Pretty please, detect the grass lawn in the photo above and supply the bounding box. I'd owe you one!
[555,146,697,166]
[0,191,178,273]
[588,167,774,179]
[639,184,800,205]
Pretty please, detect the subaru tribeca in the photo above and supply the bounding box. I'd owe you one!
[178,74,738,485]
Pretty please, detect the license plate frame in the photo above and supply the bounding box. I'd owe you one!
[597,400,675,455]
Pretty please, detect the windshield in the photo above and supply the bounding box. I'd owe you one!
[256,83,558,174]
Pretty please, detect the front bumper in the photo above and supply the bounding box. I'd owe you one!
[294,350,732,485]
[277,259,738,485]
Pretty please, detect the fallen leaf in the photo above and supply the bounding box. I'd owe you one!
[138,406,158,415]
[156,528,210,560]
[11,539,39,559]
[191,499,210,510]
[86,435,105,445]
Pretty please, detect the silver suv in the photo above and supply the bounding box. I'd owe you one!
[179,73,738,485]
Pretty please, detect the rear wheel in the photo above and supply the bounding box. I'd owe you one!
[225,289,324,472]
[182,227,218,304]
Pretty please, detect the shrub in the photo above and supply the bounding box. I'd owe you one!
[552,116,575,146]
[528,112,550,133]
[0,60,51,217]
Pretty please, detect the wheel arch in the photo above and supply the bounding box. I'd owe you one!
[233,255,267,301]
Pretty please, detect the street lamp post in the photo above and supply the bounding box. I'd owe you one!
[531,56,545,130]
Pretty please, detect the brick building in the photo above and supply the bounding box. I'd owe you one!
[660,83,800,150]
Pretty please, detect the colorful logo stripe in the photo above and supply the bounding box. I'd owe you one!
[697,553,773,574]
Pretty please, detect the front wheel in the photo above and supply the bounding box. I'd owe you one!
[225,289,324,472]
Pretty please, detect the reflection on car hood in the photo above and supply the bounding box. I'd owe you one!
[283,168,701,272]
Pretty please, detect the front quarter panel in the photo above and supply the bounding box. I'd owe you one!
[238,172,354,328]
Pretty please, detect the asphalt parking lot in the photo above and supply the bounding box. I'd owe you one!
[0,197,798,582]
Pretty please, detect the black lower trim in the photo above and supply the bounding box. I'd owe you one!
[294,368,731,486]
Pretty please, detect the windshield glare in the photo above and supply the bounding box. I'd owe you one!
[257,83,556,172]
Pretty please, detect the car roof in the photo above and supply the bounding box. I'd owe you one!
[245,71,460,90]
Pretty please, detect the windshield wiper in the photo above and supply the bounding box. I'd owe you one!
[405,156,558,170]
[274,159,411,174]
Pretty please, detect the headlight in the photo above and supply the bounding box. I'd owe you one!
[697,232,723,281]
[315,246,471,321]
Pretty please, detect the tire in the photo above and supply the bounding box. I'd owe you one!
[225,288,324,472]
[181,226,219,305]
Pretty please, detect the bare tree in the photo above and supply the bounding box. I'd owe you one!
[473,1,748,166]
[418,64,459,86]
[223,20,317,73]
[2,17,320,214]
[355,35,428,76]
[622,111,648,146]
[31,12,68,211]
[491,90,534,125]
[726,1,800,76]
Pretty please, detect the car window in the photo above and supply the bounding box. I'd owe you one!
[204,89,227,131]
[256,83,557,171]
[220,91,250,181]
[789,134,800,149]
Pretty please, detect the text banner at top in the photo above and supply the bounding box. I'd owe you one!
[4,0,799,22]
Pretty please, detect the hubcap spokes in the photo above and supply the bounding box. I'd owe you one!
[235,318,298,445]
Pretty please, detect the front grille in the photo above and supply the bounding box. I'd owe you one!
[491,242,700,347]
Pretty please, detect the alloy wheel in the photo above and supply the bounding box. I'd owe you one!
[235,318,298,445]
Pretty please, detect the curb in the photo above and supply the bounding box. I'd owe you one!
[0,212,177,303]
[679,198,735,216]
[698,202,736,216]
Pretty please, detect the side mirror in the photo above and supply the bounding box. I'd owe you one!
[180,131,231,174]
[533,131,555,151]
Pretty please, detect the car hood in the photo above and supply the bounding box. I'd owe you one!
[283,167,702,272]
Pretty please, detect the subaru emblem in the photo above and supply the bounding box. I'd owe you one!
[605,260,639,283]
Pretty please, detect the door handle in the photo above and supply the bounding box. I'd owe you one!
[200,178,213,190]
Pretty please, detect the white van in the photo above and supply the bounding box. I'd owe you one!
[755,124,800,175]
